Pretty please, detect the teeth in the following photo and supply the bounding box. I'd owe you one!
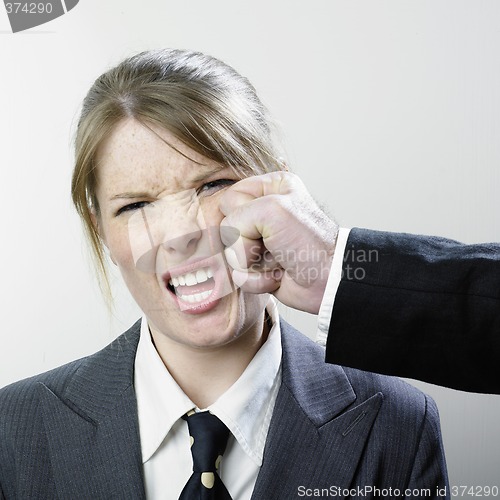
[196,269,208,283]
[178,289,213,303]
[168,267,214,288]
[185,273,197,286]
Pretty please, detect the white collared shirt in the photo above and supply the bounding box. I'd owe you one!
[134,300,282,500]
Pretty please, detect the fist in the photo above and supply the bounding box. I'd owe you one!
[219,172,338,314]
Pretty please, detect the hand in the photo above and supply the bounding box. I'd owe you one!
[219,172,338,314]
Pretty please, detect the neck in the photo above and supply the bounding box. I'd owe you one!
[150,312,269,408]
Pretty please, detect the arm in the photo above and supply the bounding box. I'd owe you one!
[220,174,500,393]
[326,228,500,394]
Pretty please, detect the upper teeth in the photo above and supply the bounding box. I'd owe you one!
[169,267,214,288]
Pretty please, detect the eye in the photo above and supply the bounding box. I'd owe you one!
[116,201,150,216]
[198,179,236,195]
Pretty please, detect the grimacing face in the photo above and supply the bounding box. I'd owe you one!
[95,118,269,350]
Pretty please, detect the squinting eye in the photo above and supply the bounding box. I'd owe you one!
[116,201,150,216]
[198,179,236,195]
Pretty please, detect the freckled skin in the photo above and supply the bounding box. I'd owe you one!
[95,118,268,356]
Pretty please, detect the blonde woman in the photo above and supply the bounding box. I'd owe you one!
[0,49,448,499]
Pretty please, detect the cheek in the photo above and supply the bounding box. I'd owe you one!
[237,291,269,330]
[199,196,224,226]
[104,224,137,268]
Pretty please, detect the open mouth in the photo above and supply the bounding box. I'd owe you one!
[162,252,236,314]
[167,266,216,304]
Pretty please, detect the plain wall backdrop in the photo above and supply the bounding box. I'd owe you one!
[1,0,499,489]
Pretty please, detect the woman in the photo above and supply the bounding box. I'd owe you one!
[0,49,448,499]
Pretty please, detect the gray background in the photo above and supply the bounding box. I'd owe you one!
[1,0,499,490]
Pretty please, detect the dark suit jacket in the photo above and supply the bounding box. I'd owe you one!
[326,228,500,394]
[0,320,448,499]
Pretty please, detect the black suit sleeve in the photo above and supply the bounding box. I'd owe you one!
[325,228,500,394]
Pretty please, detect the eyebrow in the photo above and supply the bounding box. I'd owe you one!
[109,166,227,201]
[110,191,152,201]
[190,165,226,183]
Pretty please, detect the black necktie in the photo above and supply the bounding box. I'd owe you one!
[179,411,233,500]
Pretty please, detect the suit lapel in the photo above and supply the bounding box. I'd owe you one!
[252,321,383,499]
[39,322,146,499]
[36,318,383,499]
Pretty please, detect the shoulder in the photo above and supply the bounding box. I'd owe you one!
[342,364,439,424]
[274,320,447,489]
[0,320,141,429]
[278,318,446,485]
[0,357,85,418]
[0,355,87,473]
[280,318,437,423]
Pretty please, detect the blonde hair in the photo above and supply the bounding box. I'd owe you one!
[71,48,284,296]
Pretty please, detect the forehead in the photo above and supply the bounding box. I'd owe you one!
[96,118,221,196]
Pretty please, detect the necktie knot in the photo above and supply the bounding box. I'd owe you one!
[184,411,230,473]
[179,411,233,499]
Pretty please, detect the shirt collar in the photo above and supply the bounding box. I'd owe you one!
[134,317,194,463]
[134,298,282,466]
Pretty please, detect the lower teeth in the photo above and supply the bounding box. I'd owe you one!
[178,289,213,303]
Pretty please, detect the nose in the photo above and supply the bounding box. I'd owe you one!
[129,189,208,272]
[162,224,202,256]
[159,194,204,258]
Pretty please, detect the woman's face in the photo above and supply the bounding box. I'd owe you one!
[95,118,268,349]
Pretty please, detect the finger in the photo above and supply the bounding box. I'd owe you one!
[218,225,241,247]
[224,240,280,272]
[220,195,285,243]
[219,171,296,215]
[224,239,281,274]
[219,189,256,216]
[220,202,265,244]
[223,239,255,271]
[231,268,282,294]
[253,249,281,272]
